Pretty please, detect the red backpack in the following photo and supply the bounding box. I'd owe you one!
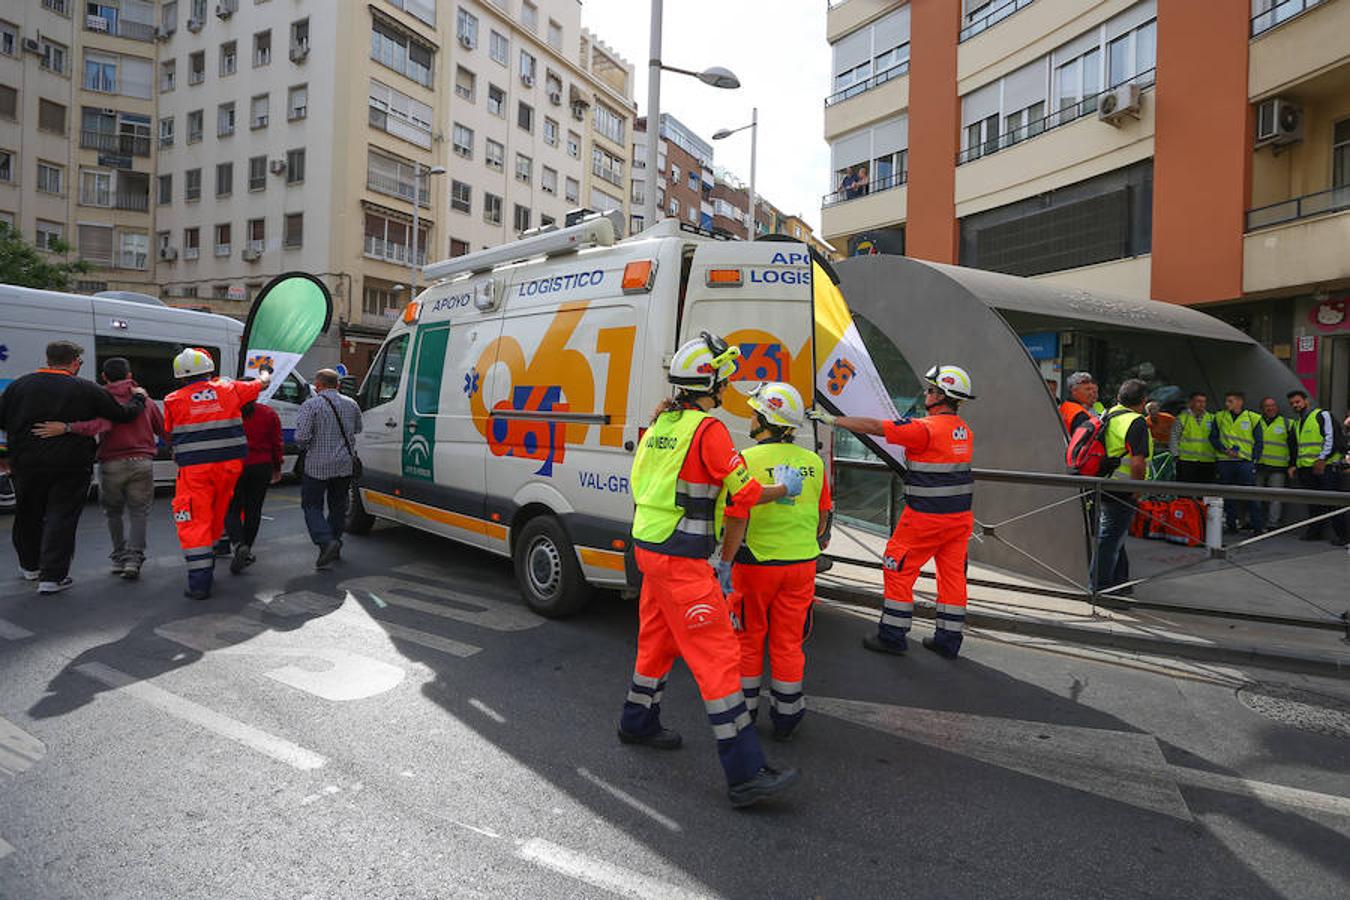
[1066,409,1124,477]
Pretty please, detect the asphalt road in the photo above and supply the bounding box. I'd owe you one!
[2,486,1349,899]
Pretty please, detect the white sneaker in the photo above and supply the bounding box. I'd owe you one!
[37,577,73,594]
[21,569,40,581]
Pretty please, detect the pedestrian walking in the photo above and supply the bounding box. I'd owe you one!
[29,357,164,579]
[717,382,831,742]
[811,364,976,659]
[163,348,269,600]
[295,368,362,569]
[1287,390,1348,545]
[1058,371,1103,434]
[0,341,145,593]
[223,396,283,574]
[1171,392,1217,484]
[1092,379,1152,593]
[1214,391,1263,533]
[1255,397,1296,529]
[619,332,803,808]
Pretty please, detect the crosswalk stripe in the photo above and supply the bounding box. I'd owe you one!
[0,618,34,640]
[516,838,717,900]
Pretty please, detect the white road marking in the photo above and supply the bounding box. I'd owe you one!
[0,836,13,860]
[468,698,506,723]
[516,838,716,900]
[452,821,501,839]
[813,697,1350,821]
[0,618,33,640]
[368,619,481,658]
[0,716,46,778]
[577,767,682,833]
[75,662,326,771]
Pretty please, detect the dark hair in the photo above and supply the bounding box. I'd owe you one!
[1224,390,1244,401]
[1119,378,1149,406]
[241,401,257,418]
[102,357,131,382]
[1188,391,1207,401]
[46,340,83,367]
[1287,389,1309,400]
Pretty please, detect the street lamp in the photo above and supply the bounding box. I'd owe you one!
[713,107,758,241]
[410,164,446,296]
[643,0,740,232]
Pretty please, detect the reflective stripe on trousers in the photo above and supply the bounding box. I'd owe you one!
[741,675,762,712]
[770,679,805,718]
[624,670,669,709]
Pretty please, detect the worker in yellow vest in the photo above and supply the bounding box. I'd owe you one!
[1254,397,1296,531]
[1214,391,1264,533]
[715,382,831,742]
[1095,379,1152,593]
[1287,389,1348,545]
[1169,391,1216,484]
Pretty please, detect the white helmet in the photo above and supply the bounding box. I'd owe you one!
[668,332,740,393]
[924,363,975,401]
[173,347,216,380]
[748,381,805,429]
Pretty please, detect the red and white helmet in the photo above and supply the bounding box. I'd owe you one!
[924,364,975,401]
[668,332,740,393]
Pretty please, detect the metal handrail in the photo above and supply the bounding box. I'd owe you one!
[1245,185,1350,231]
[960,0,1036,43]
[824,57,909,107]
[821,170,908,208]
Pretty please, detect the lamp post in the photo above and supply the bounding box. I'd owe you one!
[410,164,446,296]
[713,107,758,241]
[643,0,740,232]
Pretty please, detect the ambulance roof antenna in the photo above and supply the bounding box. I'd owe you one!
[422,210,623,282]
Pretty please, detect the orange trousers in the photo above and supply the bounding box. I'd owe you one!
[172,461,242,592]
[731,560,815,732]
[620,547,765,786]
[878,509,971,649]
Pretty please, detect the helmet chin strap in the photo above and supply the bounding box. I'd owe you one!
[925,394,948,412]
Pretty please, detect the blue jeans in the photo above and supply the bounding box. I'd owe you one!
[1216,459,1260,531]
[301,475,351,546]
[1093,492,1136,591]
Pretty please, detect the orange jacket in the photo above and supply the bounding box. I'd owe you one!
[163,377,264,468]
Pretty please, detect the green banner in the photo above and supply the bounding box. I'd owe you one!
[240,272,333,399]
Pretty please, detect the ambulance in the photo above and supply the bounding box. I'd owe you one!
[347,212,819,616]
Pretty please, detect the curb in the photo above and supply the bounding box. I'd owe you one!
[814,580,1350,679]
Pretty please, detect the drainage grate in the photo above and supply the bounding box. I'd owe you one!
[1237,682,1350,740]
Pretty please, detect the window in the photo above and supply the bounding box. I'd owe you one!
[540,214,555,228]
[38,99,66,135]
[484,192,502,224]
[215,222,232,256]
[37,161,63,195]
[545,71,562,99]
[1331,119,1350,190]
[451,180,471,213]
[284,212,303,248]
[452,123,473,158]
[78,224,114,266]
[590,188,621,214]
[84,52,117,93]
[0,151,11,183]
[591,147,623,187]
[514,204,530,233]
[517,101,533,133]
[369,79,433,148]
[566,130,580,158]
[965,114,998,160]
[185,168,201,201]
[1056,48,1100,114]
[184,226,200,257]
[669,197,680,215]
[217,101,235,136]
[189,50,205,84]
[515,154,532,184]
[250,94,269,128]
[40,38,67,75]
[157,173,171,204]
[594,103,624,144]
[485,138,504,170]
[487,84,505,117]
[35,220,64,252]
[372,15,434,87]
[367,148,423,202]
[358,333,407,410]
[521,1,538,32]
[254,30,271,66]
[160,60,176,92]
[0,20,14,57]
[489,30,508,65]
[246,218,265,252]
[290,18,309,54]
[455,66,475,101]
[547,19,562,49]
[1002,101,1045,147]
[450,238,469,257]
[288,84,307,119]
[564,176,579,204]
[187,109,203,142]
[541,166,557,195]
[671,163,681,183]
[220,41,237,76]
[119,232,148,270]
[519,50,536,85]
[456,7,478,48]
[79,169,110,206]
[248,155,267,190]
[830,6,909,102]
[286,148,305,184]
[688,171,699,191]
[0,85,14,120]
[1107,19,1155,88]
[216,162,233,196]
[388,0,436,26]
[543,117,558,146]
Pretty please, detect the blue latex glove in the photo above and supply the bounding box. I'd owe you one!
[713,558,734,595]
[773,463,804,499]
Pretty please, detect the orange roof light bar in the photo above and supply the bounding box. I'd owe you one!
[706,268,743,287]
[621,259,657,294]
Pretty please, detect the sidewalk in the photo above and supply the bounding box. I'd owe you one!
[819,523,1350,677]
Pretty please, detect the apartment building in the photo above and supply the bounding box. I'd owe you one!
[633,113,715,234]
[821,0,1350,409]
[1,0,158,292]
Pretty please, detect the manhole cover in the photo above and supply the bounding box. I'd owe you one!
[1236,682,1350,739]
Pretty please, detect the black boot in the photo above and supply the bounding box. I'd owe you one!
[617,727,682,750]
[862,633,908,655]
[728,766,800,808]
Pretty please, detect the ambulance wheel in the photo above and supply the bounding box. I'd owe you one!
[514,516,589,617]
[345,483,375,535]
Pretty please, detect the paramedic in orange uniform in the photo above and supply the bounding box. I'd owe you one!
[809,364,976,659]
[620,332,805,808]
[163,349,269,600]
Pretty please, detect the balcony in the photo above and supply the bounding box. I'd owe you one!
[591,162,624,188]
[366,172,430,207]
[1248,0,1349,98]
[85,14,157,42]
[821,177,907,244]
[960,0,1036,42]
[1243,196,1350,294]
[80,131,151,157]
[1251,0,1327,37]
[115,191,149,212]
[1247,186,1350,231]
[363,235,426,266]
[822,169,907,208]
[826,0,899,44]
[825,57,908,107]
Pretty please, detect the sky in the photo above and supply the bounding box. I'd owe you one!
[578,0,831,233]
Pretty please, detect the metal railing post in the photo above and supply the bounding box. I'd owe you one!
[1205,496,1224,551]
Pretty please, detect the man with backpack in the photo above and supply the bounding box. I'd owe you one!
[1092,379,1151,593]
[1058,371,1102,435]
[1287,389,1348,546]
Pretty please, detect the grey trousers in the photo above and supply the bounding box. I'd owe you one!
[1255,465,1285,526]
[100,457,155,564]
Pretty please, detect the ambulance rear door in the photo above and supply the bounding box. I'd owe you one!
[676,240,815,448]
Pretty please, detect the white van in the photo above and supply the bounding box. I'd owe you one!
[348,214,817,616]
[0,285,311,489]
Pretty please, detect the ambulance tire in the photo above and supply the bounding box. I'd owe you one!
[345,483,376,535]
[514,516,589,618]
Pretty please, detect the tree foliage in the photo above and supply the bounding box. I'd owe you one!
[0,222,92,291]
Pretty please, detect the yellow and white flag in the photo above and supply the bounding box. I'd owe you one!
[811,258,907,470]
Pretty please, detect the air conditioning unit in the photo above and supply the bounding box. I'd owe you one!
[22,37,41,53]
[242,248,261,262]
[156,25,174,40]
[289,43,309,62]
[548,91,561,106]
[186,17,203,32]
[86,14,109,32]
[570,104,584,121]
[521,74,534,87]
[458,34,474,49]
[183,247,199,259]
[290,105,306,119]
[158,247,178,261]
[1098,83,1142,125]
[269,159,287,174]
[216,2,235,20]
[1256,97,1303,147]
[252,115,268,128]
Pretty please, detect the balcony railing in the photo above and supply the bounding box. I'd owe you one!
[1246,185,1350,230]
[956,69,1155,166]
[960,0,1036,43]
[821,170,908,208]
[85,14,157,42]
[115,192,150,212]
[363,235,426,265]
[825,58,909,107]
[1251,0,1326,37]
[591,161,624,187]
[80,130,151,157]
[366,172,430,206]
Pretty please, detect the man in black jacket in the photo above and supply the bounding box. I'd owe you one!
[0,340,145,593]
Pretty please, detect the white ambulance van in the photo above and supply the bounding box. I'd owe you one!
[347,212,818,616]
[0,285,311,489]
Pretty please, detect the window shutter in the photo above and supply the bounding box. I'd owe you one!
[78,224,114,265]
